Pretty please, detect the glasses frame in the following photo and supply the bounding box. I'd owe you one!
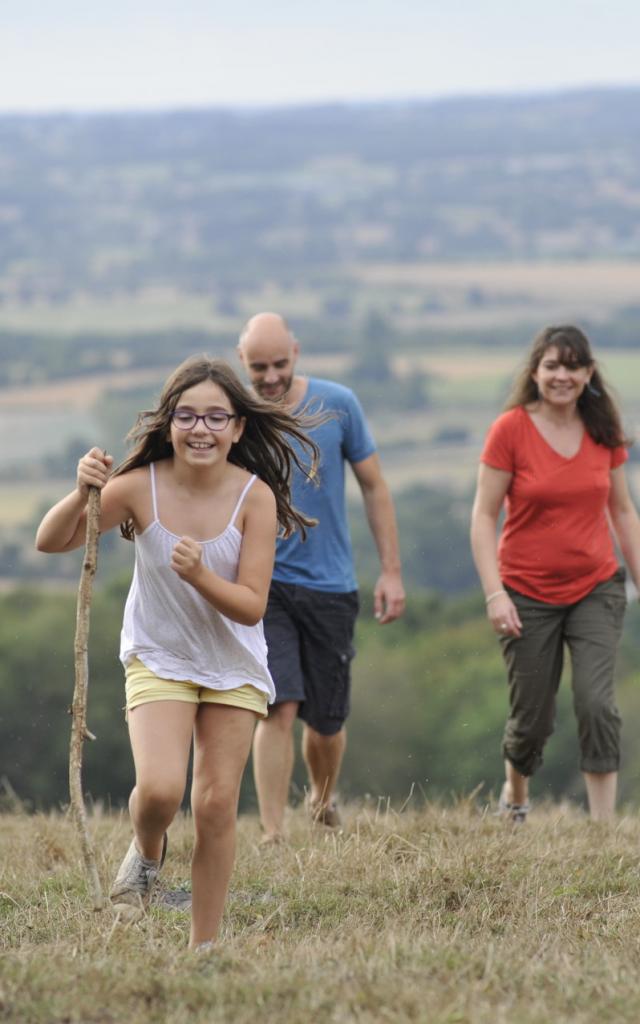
[170,410,238,432]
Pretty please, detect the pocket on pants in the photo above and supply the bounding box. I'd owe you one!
[327,646,355,719]
[603,593,626,632]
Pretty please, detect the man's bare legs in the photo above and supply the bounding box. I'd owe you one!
[303,724,346,811]
[252,700,299,840]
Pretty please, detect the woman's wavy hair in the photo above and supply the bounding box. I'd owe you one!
[505,325,629,449]
[113,355,320,540]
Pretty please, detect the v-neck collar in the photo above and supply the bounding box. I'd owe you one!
[523,407,586,462]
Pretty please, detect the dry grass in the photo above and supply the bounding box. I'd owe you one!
[3,799,640,1023]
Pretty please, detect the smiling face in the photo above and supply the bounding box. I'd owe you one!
[169,380,245,467]
[531,345,593,408]
[238,314,299,403]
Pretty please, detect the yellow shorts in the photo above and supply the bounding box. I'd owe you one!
[124,657,268,718]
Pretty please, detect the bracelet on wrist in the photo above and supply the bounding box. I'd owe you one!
[485,589,507,605]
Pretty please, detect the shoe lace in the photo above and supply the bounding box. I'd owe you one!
[118,855,158,895]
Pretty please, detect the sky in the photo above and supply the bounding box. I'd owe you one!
[2,0,640,113]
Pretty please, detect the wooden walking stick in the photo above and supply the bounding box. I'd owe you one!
[70,484,104,910]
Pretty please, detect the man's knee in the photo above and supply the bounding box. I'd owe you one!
[304,723,345,747]
[264,700,298,730]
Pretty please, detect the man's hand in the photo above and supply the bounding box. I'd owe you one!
[170,536,204,582]
[373,571,406,624]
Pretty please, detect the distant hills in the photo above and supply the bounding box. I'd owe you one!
[1,87,640,306]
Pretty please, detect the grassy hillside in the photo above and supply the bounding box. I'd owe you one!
[2,803,640,1023]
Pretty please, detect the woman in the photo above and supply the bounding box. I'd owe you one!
[471,325,640,822]
[36,356,318,950]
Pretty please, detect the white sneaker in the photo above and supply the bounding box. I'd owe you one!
[110,832,167,913]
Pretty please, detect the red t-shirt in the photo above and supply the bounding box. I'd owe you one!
[481,406,627,604]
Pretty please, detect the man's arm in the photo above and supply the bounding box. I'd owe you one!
[351,452,405,624]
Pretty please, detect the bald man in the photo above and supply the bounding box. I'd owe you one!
[238,313,405,840]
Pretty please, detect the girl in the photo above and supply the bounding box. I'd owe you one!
[36,356,318,950]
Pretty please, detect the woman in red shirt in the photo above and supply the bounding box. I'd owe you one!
[471,325,640,822]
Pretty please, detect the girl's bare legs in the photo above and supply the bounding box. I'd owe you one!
[584,770,617,821]
[190,703,256,948]
[127,701,196,860]
[504,759,529,806]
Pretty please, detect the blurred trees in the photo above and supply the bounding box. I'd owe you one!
[341,312,431,413]
[3,579,640,813]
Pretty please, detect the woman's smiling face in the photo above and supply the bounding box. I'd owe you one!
[532,344,593,408]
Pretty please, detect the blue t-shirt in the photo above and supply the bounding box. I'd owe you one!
[273,378,376,593]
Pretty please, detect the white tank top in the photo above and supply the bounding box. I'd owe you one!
[119,462,275,701]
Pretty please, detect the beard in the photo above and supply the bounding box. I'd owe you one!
[254,374,294,401]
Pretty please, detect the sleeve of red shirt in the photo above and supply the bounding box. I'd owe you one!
[480,410,517,472]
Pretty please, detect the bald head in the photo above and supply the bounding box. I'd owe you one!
[238,312,300,403]
[239,312,294,350]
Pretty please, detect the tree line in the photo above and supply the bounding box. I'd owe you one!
[4,577,640,814]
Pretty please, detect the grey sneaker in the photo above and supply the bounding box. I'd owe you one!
[110,832,168,913]
[498,786,530,824]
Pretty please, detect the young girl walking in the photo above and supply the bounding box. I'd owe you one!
[36,356,318,951]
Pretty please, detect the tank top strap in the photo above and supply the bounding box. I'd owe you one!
[149,462,159,521]
[229,475,257,528]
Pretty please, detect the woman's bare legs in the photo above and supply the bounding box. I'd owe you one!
[503,759,529,806]
[127,700,196,860]
[189,703,256,948]
[584,770,617,821]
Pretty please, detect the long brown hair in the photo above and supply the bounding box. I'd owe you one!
[113,356,320,540]
[505,325,629,449]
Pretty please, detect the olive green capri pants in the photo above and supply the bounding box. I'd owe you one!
[500,569,626,777]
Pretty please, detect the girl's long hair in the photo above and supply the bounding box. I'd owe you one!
[113,356,321,540]
[505,325,629,449]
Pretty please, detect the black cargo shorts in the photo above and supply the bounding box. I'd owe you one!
[263,580,359,736]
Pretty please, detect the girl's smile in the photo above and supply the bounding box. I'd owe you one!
[170,381,244,464]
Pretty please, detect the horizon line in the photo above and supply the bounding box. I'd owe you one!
[1,80,640,120]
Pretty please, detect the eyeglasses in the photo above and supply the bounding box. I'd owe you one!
[171,410,237,431]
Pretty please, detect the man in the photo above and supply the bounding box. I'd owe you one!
[238,312,405,840]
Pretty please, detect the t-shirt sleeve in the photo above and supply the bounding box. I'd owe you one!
[611,444,629,469]
[481,412,517,472]
[341,389,377,464]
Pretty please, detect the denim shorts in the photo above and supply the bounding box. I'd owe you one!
[264,580,359,736]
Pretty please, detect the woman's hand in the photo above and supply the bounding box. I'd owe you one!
[171,536,204,582]
[487,592,522,638]
[77,448,113,497]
